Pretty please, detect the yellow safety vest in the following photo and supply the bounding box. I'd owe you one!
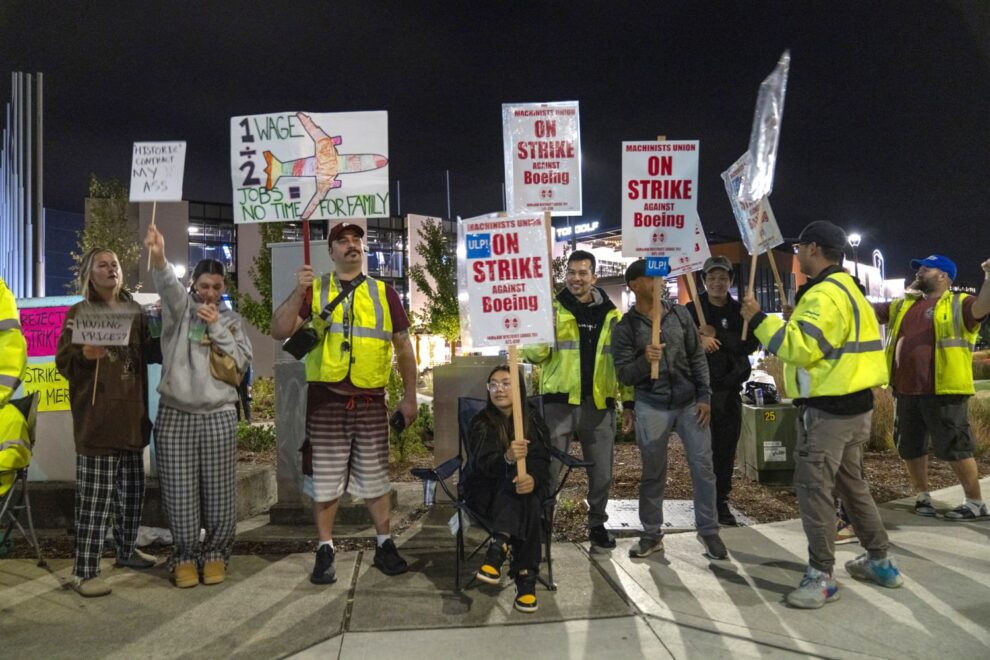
[304,273,394,389]
[521,298,627,409]
[885,291,979,395]
[0,278,29,496]
[755,271,887,398]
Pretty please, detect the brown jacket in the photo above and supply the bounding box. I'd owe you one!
[55,299,152,456]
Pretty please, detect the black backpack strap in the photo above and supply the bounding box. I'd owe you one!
[317,273,367,321]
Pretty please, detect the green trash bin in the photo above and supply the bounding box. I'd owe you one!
[740,400,798,485]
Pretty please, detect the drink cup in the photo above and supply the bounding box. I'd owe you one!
[188,305,208,343]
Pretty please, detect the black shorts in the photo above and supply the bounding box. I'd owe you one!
[893,394,974,462]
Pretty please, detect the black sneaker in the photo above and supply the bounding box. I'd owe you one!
[717,502,738,527]
[698,532,728,560]
[513,570,538,613]
[310,544,337,585]
[477,540,508,585]
[589,525,616,550]
[373,539,409,576]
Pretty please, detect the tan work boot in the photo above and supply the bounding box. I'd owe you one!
[173,562,198,588]
[73,576,112,598]
[202,560,226,585]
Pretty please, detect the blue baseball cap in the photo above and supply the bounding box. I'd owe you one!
[910,254,956,281]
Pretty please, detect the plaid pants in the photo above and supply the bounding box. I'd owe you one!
[74,451,146,579]
[154,406,238,568]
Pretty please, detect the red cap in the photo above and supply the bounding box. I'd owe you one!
[328,222,365,243]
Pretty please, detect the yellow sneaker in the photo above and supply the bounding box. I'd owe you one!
[173,562,198,588]
[202,560,226,585]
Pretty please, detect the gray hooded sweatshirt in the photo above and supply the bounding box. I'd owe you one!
[153,263,253,414]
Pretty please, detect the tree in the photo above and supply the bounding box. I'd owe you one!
[69,174,141,293]
[227,222,286,334]
[407,218,459,342]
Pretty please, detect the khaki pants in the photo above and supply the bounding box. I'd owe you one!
[795,406,889,573]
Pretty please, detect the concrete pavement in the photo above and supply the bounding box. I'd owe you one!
[2,479,988,659]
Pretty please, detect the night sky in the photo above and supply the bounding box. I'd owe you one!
[2,1,988,284]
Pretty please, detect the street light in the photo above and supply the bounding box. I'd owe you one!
[848,232,862,279]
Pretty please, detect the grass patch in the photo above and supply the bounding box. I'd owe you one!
[237,421,276,452]
[251,376,274,421]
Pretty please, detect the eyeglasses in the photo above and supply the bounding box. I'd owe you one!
[487,381,512,393]
[792,242,809,254]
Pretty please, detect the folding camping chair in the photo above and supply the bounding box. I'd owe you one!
[411,396,592,592]
[0,392,45,566]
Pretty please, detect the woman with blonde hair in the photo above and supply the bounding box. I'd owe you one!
[56,247,156,598]
[145,225,252,588]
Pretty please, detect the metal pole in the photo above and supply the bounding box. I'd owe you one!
[25,73,32,297]
[396,179,401,216]
[445,169,451,220]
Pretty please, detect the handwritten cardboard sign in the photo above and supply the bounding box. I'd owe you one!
[456,213,554,350]
[71,309,136,346]
[22,362,70,412]
[502,101,582,216]
[230,111,389,224]
[20,306,69,357]
[129,141,187,202]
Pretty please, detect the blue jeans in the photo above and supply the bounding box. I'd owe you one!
[634,403,719,538]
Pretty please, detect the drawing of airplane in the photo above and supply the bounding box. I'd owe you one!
[263,112,388,219]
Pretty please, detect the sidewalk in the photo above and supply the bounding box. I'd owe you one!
[2,479,988,659]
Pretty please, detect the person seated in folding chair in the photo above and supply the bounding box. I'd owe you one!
[0,275,29,500]
[461,365,551,613]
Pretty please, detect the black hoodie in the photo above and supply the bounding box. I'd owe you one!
[553,287,616,403]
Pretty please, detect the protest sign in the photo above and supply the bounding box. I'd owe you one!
[456,213,554,351]
[722,153,784,255]
[621,140,706,269]
[740,51,790,204]
[129,142,186,202]
[22,362,70,412]
[230,111,389,224]
[502,102,582,216]
[71,309,136,346]
[20,306,69,358]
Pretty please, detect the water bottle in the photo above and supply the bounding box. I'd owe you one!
[755,387,765,407]
[423,478,437,507]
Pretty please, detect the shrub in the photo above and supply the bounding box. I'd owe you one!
[237,421,276,452]
[969,396,990,458]
[973,351,990,381]
[251,376,275,421]
[386,368,433,463]
[869,387,895,452]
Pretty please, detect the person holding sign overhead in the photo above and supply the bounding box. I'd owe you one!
[686,256,760,526]
[271,222,418,585]
[144,226,252,589]
[461,365,551,613]
[56,248,156,597]
[521,250,631,552]
[740,221,901,609]
[613,259,727,562]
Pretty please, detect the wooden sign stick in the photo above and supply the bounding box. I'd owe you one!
[741,252,760,339]
[767,250,788,309]
[544,210,558,349]
[92,357,100,406]
[507,345,528,477]
[683,274,707,327]
[650,276,663,380]
[146,201,158,271]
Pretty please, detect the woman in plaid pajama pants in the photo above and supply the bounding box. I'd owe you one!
[56,248,157,598]
[146,225,252,588]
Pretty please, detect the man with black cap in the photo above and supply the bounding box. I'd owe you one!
[873,254,990,521]
[272,222,419,585]
[686,256,760,525]
[741,220,902,609]
[613,260,728,561]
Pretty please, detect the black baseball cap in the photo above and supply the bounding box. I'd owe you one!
[624,259,648,284]
[797,221,846,250]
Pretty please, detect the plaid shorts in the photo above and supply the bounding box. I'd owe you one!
[303,396,390,501]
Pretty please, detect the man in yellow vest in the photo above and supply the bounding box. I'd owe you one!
[522,250,632,551]
[741,221,902,609]
[873,255,990,521]
[0,277,29,497]
[272,223,419,585]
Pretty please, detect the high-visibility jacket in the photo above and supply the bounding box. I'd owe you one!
[521,297,627,409]
[755,270,887,398]
[305,273,393,389]
[0,278,29,496]
[885,291,979,395]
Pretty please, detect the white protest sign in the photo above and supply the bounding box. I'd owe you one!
[71,309,136,346]
[722,153,784,255]
[502,102,582,216]
[621,140,707,272]
[456,213,554,350]
[230,111,389,224]
[129,142,186,202]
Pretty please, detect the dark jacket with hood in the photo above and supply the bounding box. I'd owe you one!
[687,291,760,393]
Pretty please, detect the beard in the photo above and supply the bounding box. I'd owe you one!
[911,276,934,294]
